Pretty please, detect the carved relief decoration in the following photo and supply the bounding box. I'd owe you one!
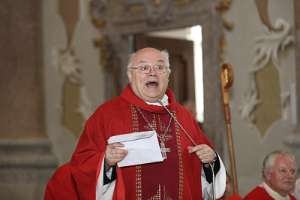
[52,49,93,137]
[215,0,234,63]
[90,0,107,28]
[239,0,295,136]
[127,0,174,26]
[55,0,93,137]
[94,35,122,96]
[254,0,283,32]
[215,0,234,31]
[58,0,80,49]
[89,0,221,97]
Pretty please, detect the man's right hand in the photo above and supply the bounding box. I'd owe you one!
[105,142,128,169]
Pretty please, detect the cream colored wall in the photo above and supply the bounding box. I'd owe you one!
[42,0,105,163]
[42,0,297,196]
[224,0,296,195]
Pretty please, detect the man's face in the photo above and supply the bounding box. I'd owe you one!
[127,48,170,103]
[266,155,297,196]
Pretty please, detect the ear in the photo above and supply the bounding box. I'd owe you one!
[264,170,272,181]
[127,70,132,82]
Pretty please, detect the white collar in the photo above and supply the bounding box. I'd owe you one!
[261,182,291,200]
[145,94,169,106]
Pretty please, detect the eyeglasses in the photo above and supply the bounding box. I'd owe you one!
[129,63,169,74]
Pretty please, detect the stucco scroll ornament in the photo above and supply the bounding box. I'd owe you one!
[89,0,107,28]
[54,0,93,137]
[239,75,261,126]
[53,49,93,121]
[56,50,81,84]
[126,0,174,25]
[252,19,294,72]
[239,18,294,125]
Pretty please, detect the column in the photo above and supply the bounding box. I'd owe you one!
[0,0,57,199]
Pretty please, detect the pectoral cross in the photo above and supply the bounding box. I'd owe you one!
[160,141,170,159]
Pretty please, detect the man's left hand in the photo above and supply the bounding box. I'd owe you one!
[188,144,216,163]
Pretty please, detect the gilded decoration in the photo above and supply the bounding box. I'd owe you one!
[130,107,184,199]
[215,0,234,31]
[215,0,234,63]
[89,0,222,99]
[131,105,142,199]
[174,115,184,200]
[89,0,107,28]
[148,185,173,200]
[126,0,175,26]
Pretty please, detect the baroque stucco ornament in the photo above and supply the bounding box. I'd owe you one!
[252,19,294,71]
[130,0,174,25]
[89,0,216,98]
[52,49,93,136]
[239,18,294,133]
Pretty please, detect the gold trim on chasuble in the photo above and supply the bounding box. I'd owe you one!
[130,105,184,200]
[131,105,142,200]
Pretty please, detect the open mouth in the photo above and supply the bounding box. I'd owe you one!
[146,81,159,87]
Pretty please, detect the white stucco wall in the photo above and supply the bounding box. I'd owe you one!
[42,0,105,164]
[224,0,296,195]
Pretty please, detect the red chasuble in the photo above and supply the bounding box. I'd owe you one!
[69,85,214,200]
[244,186,297,200]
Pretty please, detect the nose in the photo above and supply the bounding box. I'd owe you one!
[286,170,296,180]
[148,65,157,75]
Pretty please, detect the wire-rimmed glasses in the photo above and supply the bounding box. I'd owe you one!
[129,63,169,74]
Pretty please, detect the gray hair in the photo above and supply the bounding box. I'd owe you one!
[262,150,297,179]
[126,49,170,72]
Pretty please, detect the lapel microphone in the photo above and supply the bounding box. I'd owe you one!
[158,100,217,200]
[157,100,197,146]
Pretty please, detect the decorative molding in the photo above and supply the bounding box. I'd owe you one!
[215,0,234,63]
[52,48,93,136]
[127,0,174,26]
[89,0,107,28]
[216,0,234,31]
[0,138,56,199]
[254,0,283,32]
[56,49,81,84]
[239,18,294,132]
[0,139,57,168]
[239,74,261,126]
[94,35,123,95]
[252,19,294,71]
[89,0,221,97]
[58,0,80,49]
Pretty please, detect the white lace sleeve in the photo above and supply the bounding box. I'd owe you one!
[96,157,116,200]
[201,154,227,199]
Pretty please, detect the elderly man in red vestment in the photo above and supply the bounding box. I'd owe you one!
[45,47,226,200]
[244,150,297,200]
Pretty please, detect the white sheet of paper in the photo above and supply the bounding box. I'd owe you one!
[107,131,163,167]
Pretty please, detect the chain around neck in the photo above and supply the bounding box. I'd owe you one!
[135,106,173,135]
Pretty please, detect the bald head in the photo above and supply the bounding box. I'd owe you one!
[126,47,171,103]
[127,48,170,71]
